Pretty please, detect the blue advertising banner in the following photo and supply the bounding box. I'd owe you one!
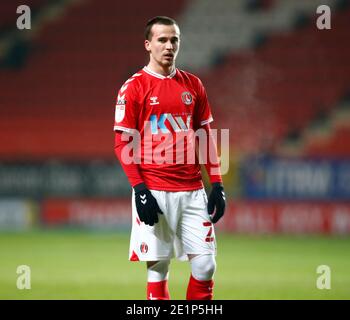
[241,157,350,200]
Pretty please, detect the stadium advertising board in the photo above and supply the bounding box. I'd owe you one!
[0,162,130,197]
[0,199,37,230]
[241,157,350,200]
[41,198,131,229]
[218,201,350,234]
[41,199,350,234]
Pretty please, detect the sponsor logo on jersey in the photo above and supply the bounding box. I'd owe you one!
[181,91,193,105]
[115,92,126,123]
[117,93,126,105]
[150,113,191,134]
[117,98,126,105]
[140,242,148,254]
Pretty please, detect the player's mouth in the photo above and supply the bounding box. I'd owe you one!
[164,53,174,59]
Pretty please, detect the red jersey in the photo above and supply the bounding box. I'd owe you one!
[113,67,214,191]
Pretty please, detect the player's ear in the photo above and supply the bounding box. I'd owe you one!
[144,40,151,52]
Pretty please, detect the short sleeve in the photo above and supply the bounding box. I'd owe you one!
[113,77,140,133]
[193,78,213,130]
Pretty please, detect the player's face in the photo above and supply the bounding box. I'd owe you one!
[145,24,180,68]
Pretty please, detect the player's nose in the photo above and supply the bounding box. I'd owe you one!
[165,40,173,50]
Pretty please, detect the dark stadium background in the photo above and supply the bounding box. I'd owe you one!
[0,0,349,300]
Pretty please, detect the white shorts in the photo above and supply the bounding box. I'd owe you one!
[129,188,216,262]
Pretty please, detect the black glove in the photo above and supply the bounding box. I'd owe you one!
[208,182,226,223]
[134,183,163,226]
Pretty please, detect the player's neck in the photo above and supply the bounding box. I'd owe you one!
[146,62,175,77]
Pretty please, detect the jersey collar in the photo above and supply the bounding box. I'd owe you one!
[143,66,177,80]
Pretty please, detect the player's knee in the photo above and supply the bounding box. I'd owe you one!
[147,260,170,282]
[190,254,216,281]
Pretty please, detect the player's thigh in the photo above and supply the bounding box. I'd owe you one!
[130,190,176,261]
[178,189,216,255]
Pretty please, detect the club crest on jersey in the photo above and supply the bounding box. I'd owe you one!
[140,242,148,254]
[181,91,193,105]
[115,104,125,123]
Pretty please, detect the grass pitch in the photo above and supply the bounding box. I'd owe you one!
[0,230,349,300]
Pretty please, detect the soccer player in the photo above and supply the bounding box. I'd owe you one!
[114,16,226,300]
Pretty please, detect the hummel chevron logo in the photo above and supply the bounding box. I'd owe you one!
[222,191,226,201]
[119,73,141,95]
[150,96,159,106]
[120,84,128,94]
[140,194,147,205]
[125,78,135,84]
